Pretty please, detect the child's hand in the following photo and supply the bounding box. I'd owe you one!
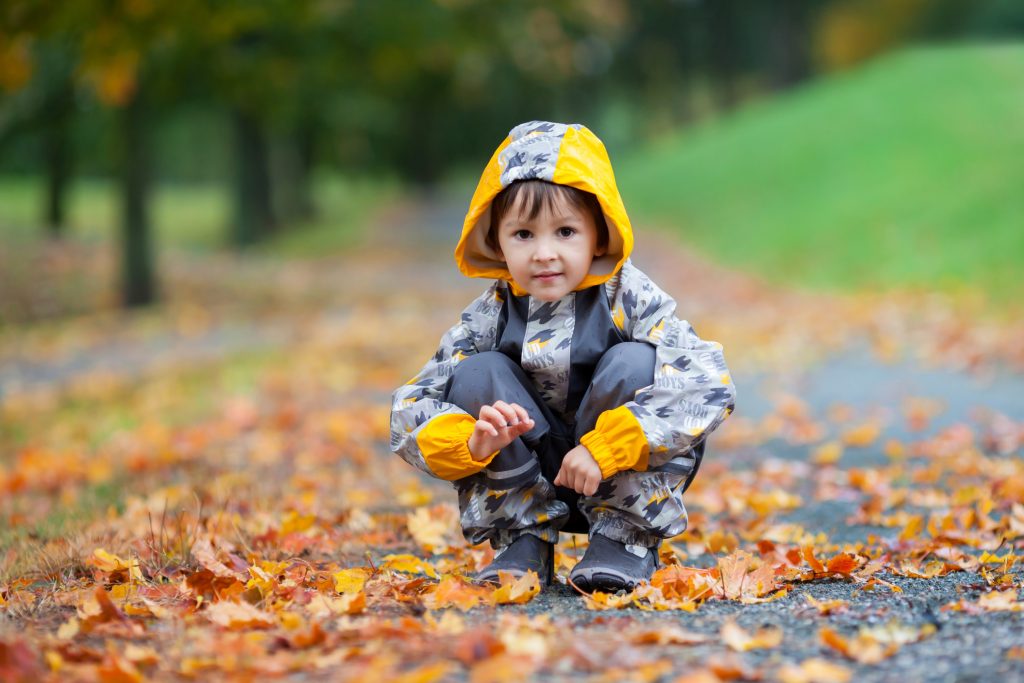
[467,401,535,461]
[553,445,603,496]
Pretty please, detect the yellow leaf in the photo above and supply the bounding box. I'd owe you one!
[280,510,316,535]
[57,617,80,640]
[90,549,128,572]
[398,485,434,507]
[88,549,143,583]
[978,590,1023,612]
[811,441,843,465]
[490,571,540,605]
[333,567,370,594]
[583,589,638,610]
[720,620,783,651]
[842,422,881,447]
[407,506,453,554]
[306,592,366,616]
[778,658,852,683]
[139,597,174,619]
[705,530,738,554]
[391,661,454,683]
[381,554,439,578]
[123,644,159,666]
[44,650,63,672]
[899,515,924,542]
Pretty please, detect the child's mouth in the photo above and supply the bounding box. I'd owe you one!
[534,272,562,282]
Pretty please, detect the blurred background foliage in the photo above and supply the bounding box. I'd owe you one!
[0,0,1021,317]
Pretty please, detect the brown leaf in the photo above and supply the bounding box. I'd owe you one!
[423,575,490,611]
[825,553,860,576]
[191,537,244,579]
[453,631,505,665]
[630,625,710,646]
[97,649,142,683]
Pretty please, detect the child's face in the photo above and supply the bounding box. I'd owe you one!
[495,195,606,302]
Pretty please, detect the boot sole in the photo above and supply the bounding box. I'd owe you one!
[569,567,643,593]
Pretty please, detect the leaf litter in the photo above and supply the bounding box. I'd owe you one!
[2,231,1023,680]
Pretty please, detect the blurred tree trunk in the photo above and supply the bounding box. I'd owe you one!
[232,109,275,247]
[768,0,812,91]
[274,125,316,224]
[42,75,74,238]
[706,0,739,112]
[675,5,698,123]
[119,90,156,307]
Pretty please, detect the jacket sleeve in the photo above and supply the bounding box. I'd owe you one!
[580,262,736,478]
[389,281,505,480]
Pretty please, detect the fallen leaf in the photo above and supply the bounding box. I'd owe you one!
[390,661,454,683]
[811,441,843,465]
[630,625,710,646]
[490,571,540,605]
[804,594,849,614]
[842,422,881,447]
[191,537,243,579]
[424,575,489,611]
[407,505,458,554]
[777,658,851,683]
[333,567,371,594]
[720,620,783,651]
[381,554,440,579]
[205,601,275,630]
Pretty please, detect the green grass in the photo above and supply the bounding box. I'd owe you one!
[617,44,1024,303]
[0,174,397,255]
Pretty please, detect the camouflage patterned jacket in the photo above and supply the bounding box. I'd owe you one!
[390,121,735,482]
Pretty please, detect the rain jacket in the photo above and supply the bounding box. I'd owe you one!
[390,121,735,482]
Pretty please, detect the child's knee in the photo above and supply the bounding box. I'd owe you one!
[594,342,656,395]
[445,351,519,407]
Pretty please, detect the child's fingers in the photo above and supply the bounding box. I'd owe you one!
[511,420,532,438]
[565,468,581,493]
[553,464,566,488]
[476,419,499,438]
[510,403,532,426]
[479,405,507,428]
[582,472,600,497]
[491,401,521,426]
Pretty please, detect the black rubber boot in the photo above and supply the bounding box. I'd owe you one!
[476,533,555,587]
[568,533,659,592]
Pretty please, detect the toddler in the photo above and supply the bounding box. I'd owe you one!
[390,121,735,592]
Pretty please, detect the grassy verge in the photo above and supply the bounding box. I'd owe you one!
[0,173,398,255]
[0,347,282,581]
[617,45,1024,307]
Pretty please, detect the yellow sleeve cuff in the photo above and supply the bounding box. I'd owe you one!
[580,405,650,479]
[416,413,499,480]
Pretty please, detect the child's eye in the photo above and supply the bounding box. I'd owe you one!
[557,227,576,238]
[514,229,532,240]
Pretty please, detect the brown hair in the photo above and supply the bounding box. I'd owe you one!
[486,179,609,252]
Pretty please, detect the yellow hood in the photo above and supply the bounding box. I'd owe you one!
[454,121,634,292]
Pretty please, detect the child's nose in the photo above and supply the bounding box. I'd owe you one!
[533,239,557,261]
